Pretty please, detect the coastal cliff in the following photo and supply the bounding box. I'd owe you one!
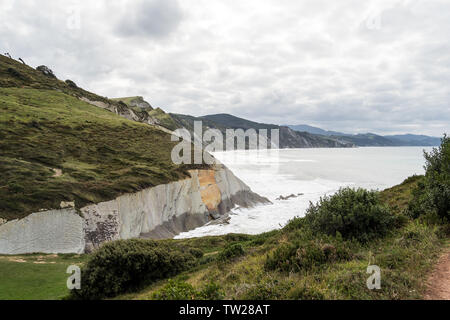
[0,56,271,255]
[0,165,269,254]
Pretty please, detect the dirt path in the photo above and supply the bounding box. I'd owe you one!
[424,246,450,300]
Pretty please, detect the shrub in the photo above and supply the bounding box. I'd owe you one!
[36,65,56,78]
[188,247,204,259]
[223,233,252,242]
[303,187,397,242]
[241,279,293,300]
[70,239,198,300]
[198,281,225,300]
[152,279,198,300]
[265,238,352,272]
[217,243,245,262]
[65,79,77,88]
[287,284,325,300]
[408,135,450,221]
[7,67,29,81]
[152,280,224,300]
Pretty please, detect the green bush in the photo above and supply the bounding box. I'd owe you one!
[303,187,398,242]
[188,247,204,259]
[198,281,225,300]
[287,284,325,300]
[217,243,245,262]
[152,280,224,300]
[408,135,449,221]
[241,279,293,300]
[65,79,77,88]
[70,239,198,300]
[265,238,352,272]
[152,279,198,300]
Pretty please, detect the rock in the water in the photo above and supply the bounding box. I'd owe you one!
[276,193,304,200]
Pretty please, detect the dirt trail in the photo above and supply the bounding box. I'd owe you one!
[424,246,450,300]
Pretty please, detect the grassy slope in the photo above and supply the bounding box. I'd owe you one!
[0,178,446,300]
[0,254,89,300]
[0,57,204,220]
[119,176,446,300]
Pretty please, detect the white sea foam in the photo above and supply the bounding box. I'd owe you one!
[175,147,432,239]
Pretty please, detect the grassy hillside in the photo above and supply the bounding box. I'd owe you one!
[0,55,120,105]
[0,175,447,300]
[171,113,354,148]
[115,180,445,300]
[0,57,205,220]
[0,253,88,300]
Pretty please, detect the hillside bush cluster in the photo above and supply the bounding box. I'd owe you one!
[408,135,449,222]
[265,237,352,272]
[70,239,199,299]
[217,243,245,262]
[152,279,224,300]
[302,187,398,242]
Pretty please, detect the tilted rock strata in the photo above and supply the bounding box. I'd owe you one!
[0,209,85,254]
[0,167,269,254]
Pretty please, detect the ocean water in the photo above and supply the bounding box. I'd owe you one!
[175,147,432,239]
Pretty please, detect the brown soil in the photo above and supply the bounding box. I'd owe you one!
[424,247,450,300]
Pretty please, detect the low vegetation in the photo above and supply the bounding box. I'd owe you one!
[113,137,448,300]
[69,239,201,300]
[0,253,88,300]
[302,187,402,242]
[408,135,449,222]
[2,170,448,300]
[1,54,448,300]
[0,56,206,220]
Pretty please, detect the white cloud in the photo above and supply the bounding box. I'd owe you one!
[1,0,449,135]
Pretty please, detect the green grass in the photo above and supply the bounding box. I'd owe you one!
[0,254,87,300]
[380,174,423,214]
[0,57,207,221]
[0,55,116,104]
[115,177,447,300]
[0,179,447,300]
[121,222,444,301]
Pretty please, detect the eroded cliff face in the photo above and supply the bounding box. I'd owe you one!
[0,165,269,254]
[0,209,85,254]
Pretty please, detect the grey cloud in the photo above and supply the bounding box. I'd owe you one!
[0,0,448,136]
[115,0,183,39]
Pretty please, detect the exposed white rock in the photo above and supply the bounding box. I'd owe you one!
[0,208,85,254]
[0,166,269,254]
[60,201,75,209]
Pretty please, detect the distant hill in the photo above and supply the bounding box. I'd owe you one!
[0,55,203,220]
[384,134,441,146]
[287,124,346,136]
[171,113,354,149]
[329,133,400,147]
[287,124,441,146]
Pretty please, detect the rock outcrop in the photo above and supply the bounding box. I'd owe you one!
[0,165,269,254]
[0,209,85,254]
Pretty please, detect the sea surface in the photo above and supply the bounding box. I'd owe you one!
[175,147,433,239]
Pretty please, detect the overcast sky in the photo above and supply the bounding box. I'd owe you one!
[1,0,449,135]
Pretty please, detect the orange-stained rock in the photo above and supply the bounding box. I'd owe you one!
[196,169,222,211]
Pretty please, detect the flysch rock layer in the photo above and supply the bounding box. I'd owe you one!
[0,165,270,254]
[0,208,85,254]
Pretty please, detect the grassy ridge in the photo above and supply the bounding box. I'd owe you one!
[0,56,209,220]
[0,176,447,300]
[0,87,203,220]
[117,177,446,300]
